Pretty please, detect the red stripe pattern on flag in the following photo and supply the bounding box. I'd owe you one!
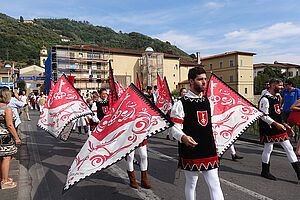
[37,75,92,141]
[64,84,173,190]
[156,77,173,114]
[205,73,263,156]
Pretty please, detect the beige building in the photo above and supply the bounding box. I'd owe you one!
[179,51,256,101]
[40,46,48,68]
[19,65,45,94]
[51,45,180,94]
[254,62,300,78]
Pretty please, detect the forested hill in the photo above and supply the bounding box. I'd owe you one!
[0,13,191,66]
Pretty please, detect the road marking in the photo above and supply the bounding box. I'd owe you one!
[148,146,273,200]
[220,178,272,200]
[108,165,161,200]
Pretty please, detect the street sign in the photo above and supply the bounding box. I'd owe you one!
[0,82,14,87]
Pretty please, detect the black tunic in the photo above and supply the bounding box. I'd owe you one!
[259,95,288,143]
[179,96,219,171]
[96,99,109,121]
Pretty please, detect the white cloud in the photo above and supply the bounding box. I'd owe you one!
[204,1,225,9]
[154,22,300,64]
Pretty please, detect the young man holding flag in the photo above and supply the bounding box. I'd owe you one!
[170,67,223,200]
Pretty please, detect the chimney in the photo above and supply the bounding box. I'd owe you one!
[196,52,201,64]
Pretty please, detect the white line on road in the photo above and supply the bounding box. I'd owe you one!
[148,146,273,200]
[108,165,161,200]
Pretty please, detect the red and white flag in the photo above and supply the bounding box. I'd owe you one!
[136,73,142,91]
[108,62,118,109]
[157,72,163,89]
[156,77,173,115]
[64,84,173,190]
[37,74,92,141]
[115,81,126,98]
[205,73,263,156]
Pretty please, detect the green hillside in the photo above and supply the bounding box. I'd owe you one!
[0,13,191,66]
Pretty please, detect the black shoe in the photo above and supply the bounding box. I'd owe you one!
[166,135,170,140]
[232,153,243,161]
[261,162,277,181]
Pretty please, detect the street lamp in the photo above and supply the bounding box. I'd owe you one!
[145,47,154,86]
[4,64,11,88]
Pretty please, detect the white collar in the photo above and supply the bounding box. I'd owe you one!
[185,90,203,98]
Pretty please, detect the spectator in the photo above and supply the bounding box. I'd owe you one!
[0,87,21,189]
[19,90,30,121]
[38,93,46,113]
[8,90,25,132]
[281,79,300,140]
[261,81,270,96]
[290,99,300,156]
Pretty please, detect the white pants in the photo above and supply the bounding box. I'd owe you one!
[184,168,224,200]
[262,140,298,163]
[229,145,236,155]
[126,145,148,172]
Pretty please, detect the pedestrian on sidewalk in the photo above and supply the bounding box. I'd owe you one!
[258,78,300,182]
[0,87,21,189]
[19,90,30,121]
[170,67,224,200]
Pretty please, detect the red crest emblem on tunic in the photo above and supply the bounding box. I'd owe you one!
[274,104,281,114]
[102,106,109,114]
[197,111,208,126]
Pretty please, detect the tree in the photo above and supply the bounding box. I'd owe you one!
[17,80,26,93]
[20,16,24,22]
[254,66,286,95]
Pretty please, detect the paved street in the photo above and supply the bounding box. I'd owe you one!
[11,110,300,199]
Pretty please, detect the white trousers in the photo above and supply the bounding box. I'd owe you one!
[229,145,236,155]
[184,168,224,200]
[262,140,298,163]
[126,145,148,172]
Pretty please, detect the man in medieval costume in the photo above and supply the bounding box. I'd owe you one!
[170,66,224,200]
[259,78,300,181]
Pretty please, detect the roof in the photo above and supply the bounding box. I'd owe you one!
[179,59,198,66]
[54,45,180,59]
[253,62,300,69]
[201,51,256,61]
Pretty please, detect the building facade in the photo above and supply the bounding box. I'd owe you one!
[51,45,180,94]
[19,65,45,94]
[254,62,300,78]
[179,51,256,101]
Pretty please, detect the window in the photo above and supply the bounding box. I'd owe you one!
[245,88,248,94]
[240,59,243,66]
[229,75,233,82]
[78,53,83,58]
[79,64,83,69]
[209,64,213,70]
[229,60,233,67]
[288,72,293,77]
[219,62,223,69]
[175,64,178,70]
[87,53,100,60]
[2,77,8,82]
[70,52,75,59]
[87,62,92,69]
[43,59,46,64]
[173,74,175,77]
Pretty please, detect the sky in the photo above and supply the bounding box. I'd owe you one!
[2,0,300,64]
